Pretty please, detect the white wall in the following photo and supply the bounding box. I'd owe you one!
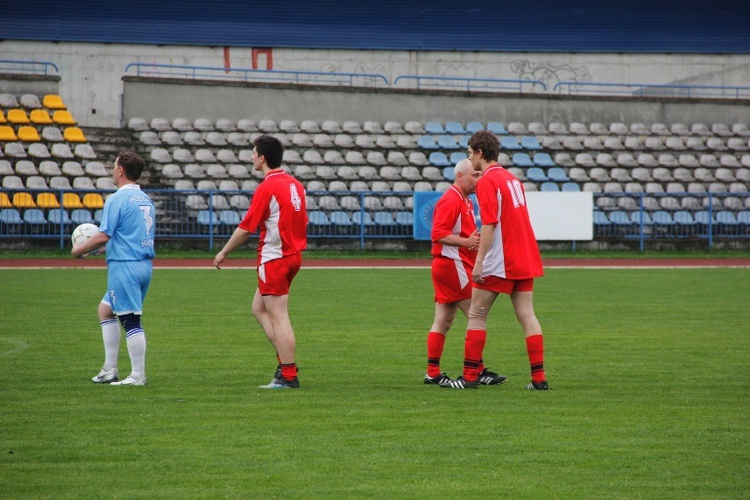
[2,39,749,128]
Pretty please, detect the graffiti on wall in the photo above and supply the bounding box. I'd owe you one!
[510,60,591,92]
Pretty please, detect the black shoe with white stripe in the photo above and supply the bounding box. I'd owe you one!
[442,376,478,389]
[424,373,452,386]
[526,380,549,390]
[478,368,507,386]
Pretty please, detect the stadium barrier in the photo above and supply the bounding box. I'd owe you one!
[124,63,388,87]
[0,189,748,251]
[553,81,750,100]
[0,60,59,75]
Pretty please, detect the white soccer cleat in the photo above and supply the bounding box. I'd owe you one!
[111,374,147,386]
[92,368,119,384]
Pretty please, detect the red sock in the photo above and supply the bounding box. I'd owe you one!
[463,329,486,382]
[526,334,545,382]
[426,331,446,378]
[281,363,297,381]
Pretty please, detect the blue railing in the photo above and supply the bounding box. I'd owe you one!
[0,60,59,76]
[394,75,547,93]
[553,81,750,99]
[124,63,388,87]
[1,189,749,251]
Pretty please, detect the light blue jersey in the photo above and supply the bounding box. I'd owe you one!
[99,184,155,315]
[100,184,155,262]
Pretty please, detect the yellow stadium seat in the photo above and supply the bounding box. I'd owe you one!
[53,110,76,125]
[0,192,12,208]
[17,126,41,142]
[62,192,83,209]
[82,193,105,209]
[36,192,60,209]
[43,94,66,110]
[63,127,87,143]
[0,125,18,141]
[7,109,30,125]
[0,110,6,124]
[12,192,36,208]
[30,109,54,125]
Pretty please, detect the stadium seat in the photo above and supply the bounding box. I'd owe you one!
[429,152,451,167]
[0,192,12,208]
[0,93,19,107]
[43,94,66,110]
[425,121,445,135]
[30,109,53,125]
[500,136,521,150]
[308,211,331,234]
[70,208,95,225]
[52,110,76,125]
[526,167,548,182]
[82,193,105,209]
[216,118,236,131]
[23,208,47,229]
[487,122,508,135]
[7,109,30,125]
[561,182,581,192]
[417,135,438,149]
[64,127,87,143]
[41,126,64,142]
[540,182,559,192]
[521,136,542,150]
[438,135,459,150]
[0,208,23,231]
[547,167,570,182]
[0,126,18,141]
[342,121,362,134]
[512,153,533,167]
[62,193,84,209]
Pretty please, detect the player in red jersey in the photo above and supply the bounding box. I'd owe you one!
[445,130,548,390]
[425,160,507,387]
[214,135,308,389]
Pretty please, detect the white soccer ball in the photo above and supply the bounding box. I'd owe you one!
[71,223,100,247]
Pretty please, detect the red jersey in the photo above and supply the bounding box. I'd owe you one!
[475,165,543,280]
[239,169,308,264]
[431,185,478,271]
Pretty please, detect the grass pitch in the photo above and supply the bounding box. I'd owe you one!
[1,266,749,498]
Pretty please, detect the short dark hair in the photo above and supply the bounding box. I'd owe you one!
[115,150,145,181]
[253,134,284,169]
[468,130,499,162]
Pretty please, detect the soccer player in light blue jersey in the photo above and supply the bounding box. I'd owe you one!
[72,151,155,386]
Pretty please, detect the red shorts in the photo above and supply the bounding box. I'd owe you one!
[474,276,534,294]
[432,257,473,304]
[257,254,301,296]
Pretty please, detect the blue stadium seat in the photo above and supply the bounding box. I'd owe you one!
[425,121,445,135]
[437,135,459,150]
[487,122,508,135]
[737,211,750,227]
[534,153,556,168]
[445,121,466,135]
[308,210,331,234]
[458,135,470,149]
[352,211,375,233]
[500,136,522,150]
[0,208,23,231]
[512,153,534,167]
[443,167,456,181]
[466,121,484,134]
[450,152,468,164]
[196,210,219,232]
[540,182,559,192]
[70,208,95,225]
[526,167,548,182]
[219,210,241,226]
[652,211,674,227]
[417,135,439,149]
[609,211,632,225]
[330,211,354,234]
[48,208,72,228]
[593,210,611,236]
[521,136,543,150]
[374,211,396,234]
[630,211,653,226]
[547,166,569,182]
[395,211,414,235]
[429,152,451,167]
[94,209,104,224]
[561,182,581,192]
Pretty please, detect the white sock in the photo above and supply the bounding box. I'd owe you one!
[100,318,120,371]
[125,329,146,378]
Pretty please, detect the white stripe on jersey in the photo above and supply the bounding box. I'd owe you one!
[260,195,283,264]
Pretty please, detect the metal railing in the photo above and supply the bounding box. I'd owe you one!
[1,189,748,251]
[394,75,547,93]
[553,81,750,99]
[0,60,59,75]
[124,63,388,87]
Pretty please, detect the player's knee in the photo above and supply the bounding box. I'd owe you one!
[468,305,489,321]
[118,313,142,332]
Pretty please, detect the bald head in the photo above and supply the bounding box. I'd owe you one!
[454,158,473,177]
[453,158,481,196]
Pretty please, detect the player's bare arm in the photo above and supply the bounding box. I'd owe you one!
[214,227,252,269]
[72,231,110,259]
[473,224,496,283]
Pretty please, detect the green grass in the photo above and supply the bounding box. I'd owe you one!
[1,267,749,498]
